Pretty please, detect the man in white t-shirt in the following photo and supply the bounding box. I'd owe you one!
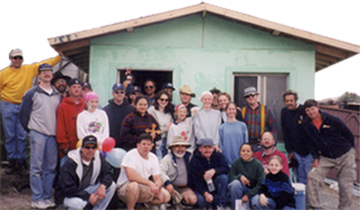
[117,133,171,209]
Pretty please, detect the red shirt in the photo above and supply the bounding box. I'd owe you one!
[253,148,290,176]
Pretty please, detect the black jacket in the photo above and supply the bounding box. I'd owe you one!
[281,105,310,156]
[54,149,114,205]
[189,148,229,195]
[103,99,134,147]
[302,111,354,159]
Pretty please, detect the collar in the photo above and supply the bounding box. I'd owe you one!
[261,147,276,157]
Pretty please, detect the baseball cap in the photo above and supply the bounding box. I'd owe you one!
[162,83,175,90]
[112,83,124,91]
[9,49,23,58]
[82,135,98,147]
[197,138,215,146]
[68,78,81,87]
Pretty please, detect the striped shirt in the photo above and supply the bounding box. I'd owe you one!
[119,110,160,151]
[242,103,277,144]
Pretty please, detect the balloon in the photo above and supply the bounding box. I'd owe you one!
[102,137,116,153]
[100,150,107,158]
[105,148,127,168]
[76,139,83,149]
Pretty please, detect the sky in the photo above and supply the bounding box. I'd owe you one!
[1,0,359,100]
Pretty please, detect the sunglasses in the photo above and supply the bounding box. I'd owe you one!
[12,56,23,60]
[84,145,97,150]
[115,90,125,94]
[145,86,154,89]
[245,94,256,99]
[159,98,169,102]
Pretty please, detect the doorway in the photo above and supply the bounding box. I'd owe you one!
[233,74,287,142]
[118,69,173,95]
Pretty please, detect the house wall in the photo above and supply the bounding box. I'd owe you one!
[89,14,316,107]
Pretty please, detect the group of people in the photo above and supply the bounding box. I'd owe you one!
[0,49,356,210]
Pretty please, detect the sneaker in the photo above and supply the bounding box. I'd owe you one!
[44,199,56,208]
[31,200,50,209]
[216,205,225,210]
[4,160,16,175]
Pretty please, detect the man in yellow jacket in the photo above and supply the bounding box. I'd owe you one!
[0,48,62,174]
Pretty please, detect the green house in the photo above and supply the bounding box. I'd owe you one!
[49,3,359,142]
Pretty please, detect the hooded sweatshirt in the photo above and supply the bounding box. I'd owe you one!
[56,97,85,158]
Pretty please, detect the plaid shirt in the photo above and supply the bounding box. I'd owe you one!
[243,103,277,144]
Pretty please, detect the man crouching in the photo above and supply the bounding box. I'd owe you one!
[55,135,116,209]
[117,133,171,209]
[160,136,197,208]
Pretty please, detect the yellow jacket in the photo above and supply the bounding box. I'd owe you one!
[0,56,61,104]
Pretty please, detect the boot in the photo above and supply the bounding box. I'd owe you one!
[16,160,29,177]
[5,159,16,174]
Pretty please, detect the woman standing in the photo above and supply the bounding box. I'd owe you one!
[147,90,173,159]
[167,104,196,152]
[218,92,244,123]
[219,102,248,166]
[194,91,221,146]
[119,96,161,152]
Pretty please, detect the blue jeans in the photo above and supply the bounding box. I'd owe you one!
[293,152,313,185]
[29,130,58,201]
[64,182,116,210]
[228,179,257,207]
[1,101,27,161]
[252,194,294,210]
[195,174,228,207]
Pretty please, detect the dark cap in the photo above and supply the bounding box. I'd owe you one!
[82,82,92,90]
[162,83,175,90]
[197,138,214,147]
[68,78,81,87]
[38,63,52,74]
[82,135,97,147]
[112,83,124,91]
[51,71,71,85]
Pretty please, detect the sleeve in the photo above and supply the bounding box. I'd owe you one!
[98,154,115,188]
[274,175,294,209]
[335,117,355,147]
[228,160,242,183]
[300,121,319,159]
[159,158,171,185]
[189,158,208,195]
[266,107,278,140]
[194,113,205,141]
[102,110,110,140]
[150,115,161,142]
[76,112,87,140]
[166,125,176,149]
[281,108,292,153]
[246,162,265,198]
[18,89,34,132]
[219,125,224,149]
[213,153,230,175]
[57,161,91,201]
[29,56,62,76]
[56,105,70,152]
[119,114,136,150]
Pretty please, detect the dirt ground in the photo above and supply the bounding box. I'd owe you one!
[1,168,359,210]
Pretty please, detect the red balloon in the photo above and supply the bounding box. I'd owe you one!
[102,137,115,152]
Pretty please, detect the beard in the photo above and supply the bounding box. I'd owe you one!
[263,144,274,150]
[174,151,185,158]
[56,85,66,93]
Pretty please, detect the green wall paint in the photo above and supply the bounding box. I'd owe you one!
[89,14,315,106]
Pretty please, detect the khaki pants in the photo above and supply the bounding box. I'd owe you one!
[307,148,356,210]
[118,182,155,203]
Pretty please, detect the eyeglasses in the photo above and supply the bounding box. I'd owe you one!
[159,98,169,102]
[84,145,97,150]
[245,94,256,99]
[115,90,125,94]
[145,86,154,89]
[12,56,23,60]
